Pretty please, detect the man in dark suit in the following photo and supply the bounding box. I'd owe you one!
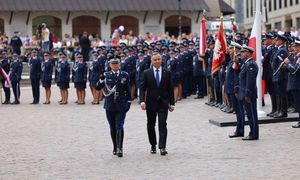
[140,52,175,156]
[79,32,91,62]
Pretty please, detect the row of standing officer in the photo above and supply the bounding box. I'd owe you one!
[1,40,206,104]
[262,33,300,128]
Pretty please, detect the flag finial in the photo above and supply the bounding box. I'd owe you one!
[203,9,207,19]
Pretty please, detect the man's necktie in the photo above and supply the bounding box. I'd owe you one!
[155,69,160,87]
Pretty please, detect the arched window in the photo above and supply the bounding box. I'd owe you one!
[165,15,191,37]
[72,16,100,37]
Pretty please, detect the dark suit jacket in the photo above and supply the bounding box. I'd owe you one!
[140,67,175,111]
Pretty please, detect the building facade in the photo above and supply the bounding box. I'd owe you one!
[0,0,234,39]
[243,0,300,31]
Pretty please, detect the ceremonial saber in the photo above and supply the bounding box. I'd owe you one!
[273,53,293,76]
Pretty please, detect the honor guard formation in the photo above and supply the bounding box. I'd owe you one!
[1,26,300,156]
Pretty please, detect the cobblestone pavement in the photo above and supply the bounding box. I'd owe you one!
[1,86,300,180]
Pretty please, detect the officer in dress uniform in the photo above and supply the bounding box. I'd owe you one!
[97,58,132,157]
[55,53,62,89]
[74,53,88,104]
[41,52,53,104]
[238,45,259,140]
[227,42,246,138]
[262,33,277,116]
[271,34,289,118]
[89,52,102,104]
[28,49,41,104]
[143,47,152,69]
[96,47,107,102]
[126,48,137,100]
[161,46,170,69]
[168,50,180,102]
[193,46,205,99]
[205,39,216,106]
[0,51,11,104]
[135,52,148,98]
[175,48,184,101]
[188,41,197,95]
[282,38,300,128]
[9,52,23,104]
[57,52,70,104]
[179,43,190,99]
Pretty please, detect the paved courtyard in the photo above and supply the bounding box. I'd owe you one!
[1,86,300,179]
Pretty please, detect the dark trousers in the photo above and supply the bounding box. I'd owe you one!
[207,76,215,102]
[1,80,10,102]
[193,75,204,97]
[11,81,20,101]
[106,110,126,150]
[229,93,245,135]
[106,110,126,130]
[214,78,222,104]
[82,49,90,62]
[290,90,300,119]
[274,81,288,113]
[183,71,193,97]
[243,98,259,138]
[146,109,168,149]
[31,78,40,103]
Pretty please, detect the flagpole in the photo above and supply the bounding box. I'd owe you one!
[255,0,266,117]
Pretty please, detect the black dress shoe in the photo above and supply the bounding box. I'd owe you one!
[221,106,227,112]
[113,148,117,155]
[209,102,216,106]
[273,112,287,118]
[242,136,258,140]
[226,107,234,113]
[292,122,300,128]
[219,104,225,109]
[288,108,296,113]
[2,100,10,104]
[30,102,38,104]
[11,101,20,104]
[150,146,156,154]
[117,148,123,157]
[160,149,168,156]
[270,111,280,117]
[267,111,276,116]
[229,132,244,138]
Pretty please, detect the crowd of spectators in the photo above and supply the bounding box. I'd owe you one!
[0,25,299,61]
